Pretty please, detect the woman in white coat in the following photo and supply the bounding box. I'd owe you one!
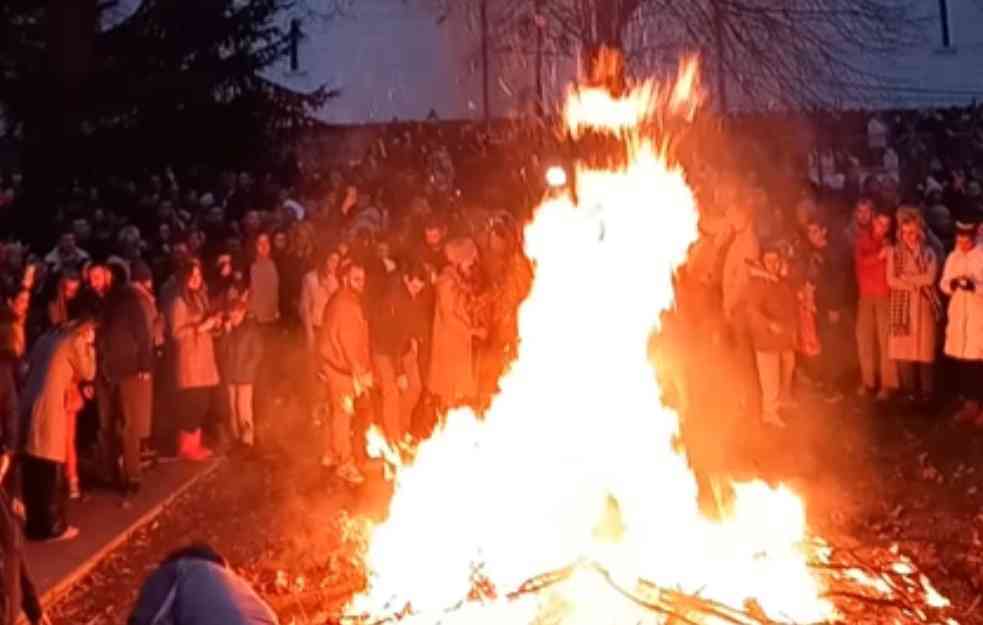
[940,221,983,423]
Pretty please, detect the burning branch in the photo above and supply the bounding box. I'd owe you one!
[325,541,960,625]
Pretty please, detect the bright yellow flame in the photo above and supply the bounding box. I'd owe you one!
[347,59,952,625]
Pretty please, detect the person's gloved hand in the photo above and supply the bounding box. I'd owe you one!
[952,278,963,292]
[965,278,977,292]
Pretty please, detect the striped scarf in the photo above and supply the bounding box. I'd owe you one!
[890,244,941,337]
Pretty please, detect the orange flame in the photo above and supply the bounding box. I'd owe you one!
[347,58,955,625]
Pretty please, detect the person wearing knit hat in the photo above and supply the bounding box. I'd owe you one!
[940,220,983,424]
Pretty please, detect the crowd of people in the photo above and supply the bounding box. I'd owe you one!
[0,102,979,623]
[0,121,549,623]
[668,105,983,436]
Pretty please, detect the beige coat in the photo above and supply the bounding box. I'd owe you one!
[428,265,477,403]
[21,324,97,462]
[166,290,220,389]
[940,246,983,360]
[887,244,939,363]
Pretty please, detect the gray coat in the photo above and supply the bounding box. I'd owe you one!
[165,291,219,390]
[20,324,96,462]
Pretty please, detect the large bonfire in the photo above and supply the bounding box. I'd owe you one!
[347,58,958,625]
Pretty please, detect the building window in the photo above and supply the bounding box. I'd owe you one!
[289,18,302,72]
[938,0,951,48]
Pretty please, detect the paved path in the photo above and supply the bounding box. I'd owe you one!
[26,458,222,606]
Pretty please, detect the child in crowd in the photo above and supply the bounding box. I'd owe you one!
[216,295,263,448]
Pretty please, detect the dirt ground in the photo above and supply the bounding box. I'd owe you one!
[46,390,983,625]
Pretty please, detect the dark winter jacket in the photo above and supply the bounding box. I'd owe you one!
[369,277,430,372]
[0,358,18,457]
[216,319,264,386]
[746,267,799,353]
[100,285,155,383]
[0,492,42,625]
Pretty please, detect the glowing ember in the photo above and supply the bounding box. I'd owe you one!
[346,60,956,625]
[545,166,568,188]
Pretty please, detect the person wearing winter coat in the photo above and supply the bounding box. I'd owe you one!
[887,208,941,402]
[720,203,761,418]
[317,259,373,485]
[165,260,220,462]
[318,260,375,483]
[20,318,97,542]
[855,210,898,400]
[0,483,45,625]
[369,262,429,444]
[940,221,983,423]
[216,301,263,447]
[100,264,156,494]
[0,315,45,624]
[246,233,279,325]
[128,544,277,625]
[428,238,486,409]
[745,245,798,428]
[299,250,340,353]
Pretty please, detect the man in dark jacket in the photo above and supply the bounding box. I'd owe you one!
[802,217,852,402]
[100,263,155,496]
[746,244,798,428]
[369,262,429,444]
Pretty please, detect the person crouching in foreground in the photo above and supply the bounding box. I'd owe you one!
[128,544,277,625]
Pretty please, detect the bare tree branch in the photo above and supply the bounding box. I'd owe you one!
[444,0,927,111]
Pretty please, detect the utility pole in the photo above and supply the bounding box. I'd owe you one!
[481,0,490,121]
[712,0,729,116]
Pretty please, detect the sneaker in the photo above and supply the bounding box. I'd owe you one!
[336,463,365,485]
[45,526,80,543]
